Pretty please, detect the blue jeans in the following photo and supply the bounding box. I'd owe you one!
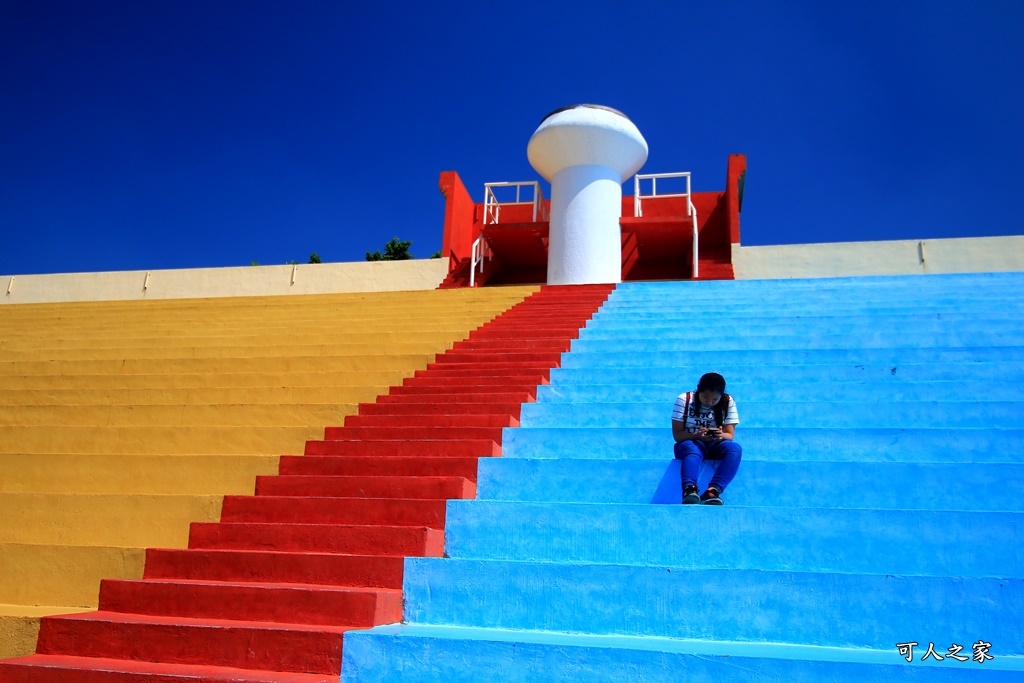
[673,439,742,492]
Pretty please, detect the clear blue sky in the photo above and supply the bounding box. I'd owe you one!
[2,1,1021,275]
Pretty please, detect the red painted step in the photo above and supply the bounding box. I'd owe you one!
[144,549,405,588]
[322,425,505,441]
[422,361,555,373]
[451,339,570,351]
[188,522,445,556]
[279,455,482,482]
[342,414,517,429]
[220,495,448,528]
[36,611,347,675]
[98,579,402,628]
[0,283,616,681]
[379,389,535,404]
[360,400,525,417]
[432,350,563,364]
[254,475,475,500]
[0,655,336,682]
[303,439,500,457]
[403,371,547,384]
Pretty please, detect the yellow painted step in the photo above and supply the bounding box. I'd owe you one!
[0,454,279,494]
[0,297,531,322]
[0,342,459,362]
[0,288,536,319]
[0,543,146,607]
[0,331,477,352]
[0,386,383,406]
[0,604,91,660]
[0,303,528,329]
[0,321,508,341]
[0,370,409,390]
[0,403,359,427]
[0,493,223,546]
[0,353,437,376]
[0,425,320,455]
[0,318,506,337]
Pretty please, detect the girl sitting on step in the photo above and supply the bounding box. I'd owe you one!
[671,372,742,505]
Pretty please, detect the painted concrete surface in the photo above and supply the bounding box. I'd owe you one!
[343,272,1023,681]
[401,559,1022,650]
[501,427,1024,462]
[343,624,1024,682]
[476,459,1024,510]
[1,258,448,304]
[0,285,535,661]
[732,235,1024,279]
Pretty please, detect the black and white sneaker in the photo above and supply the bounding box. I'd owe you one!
[683,485,701,505]
[700,487,724,505]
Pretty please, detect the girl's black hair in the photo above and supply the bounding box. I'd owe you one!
[696,372,730,428]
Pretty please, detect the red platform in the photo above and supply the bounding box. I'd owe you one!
[438,155,745,287]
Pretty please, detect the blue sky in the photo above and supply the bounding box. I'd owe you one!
[2,1,1021,276]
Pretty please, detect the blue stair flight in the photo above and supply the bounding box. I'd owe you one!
[342,272,1024,682]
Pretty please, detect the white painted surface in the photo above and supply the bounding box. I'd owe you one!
[1,259,449,305]
[5,236,1019,305]
[546,165,624,284]
[528,106,648,285]
[732,235,1024,279]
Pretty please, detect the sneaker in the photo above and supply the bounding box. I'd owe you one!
[682,485,701,505]
[700,487,724,505]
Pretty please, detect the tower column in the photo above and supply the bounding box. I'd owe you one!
[528,105,648,285]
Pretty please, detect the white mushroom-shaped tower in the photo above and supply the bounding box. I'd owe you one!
[528,105,648,285]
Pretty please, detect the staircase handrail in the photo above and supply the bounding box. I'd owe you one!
[690,197,699,279]
[634,172,699,278]
[483,181,548,225]
[470,235,492,287]
[633,172,692,218]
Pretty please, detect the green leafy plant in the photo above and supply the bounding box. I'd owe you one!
[308,252,322,264]
[366,237,413,261]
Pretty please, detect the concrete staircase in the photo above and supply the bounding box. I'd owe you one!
[0,285,613,680]
[0,287,536,663]
[341,273,1024,681]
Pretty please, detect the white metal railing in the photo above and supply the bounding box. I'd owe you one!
[483,181,549,225]
[469,235,492,288]
[634,172,699,279]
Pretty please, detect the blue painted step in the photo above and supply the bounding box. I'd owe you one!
[571,331,1024,351]
[476,459,1024,510]
[343,624,1024,682]
[400,558,1023,651]
[517,401,1024,428]
[550,362,1024,383]
[536,381,1024,403]
[500,427,1024,462]
[442,501,1024,576]
[560,347,1024,367]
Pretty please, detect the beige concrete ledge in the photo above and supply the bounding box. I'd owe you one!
[2,258,449,304]
[733,235,1024,279]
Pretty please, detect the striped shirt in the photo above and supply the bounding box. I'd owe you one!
[671,392,740,431]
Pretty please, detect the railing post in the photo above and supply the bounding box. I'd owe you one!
[692,203,699,279]
[633,175,641,217]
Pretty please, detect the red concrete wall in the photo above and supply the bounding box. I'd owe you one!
[724,154,746,245]
[439,172,478,269]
